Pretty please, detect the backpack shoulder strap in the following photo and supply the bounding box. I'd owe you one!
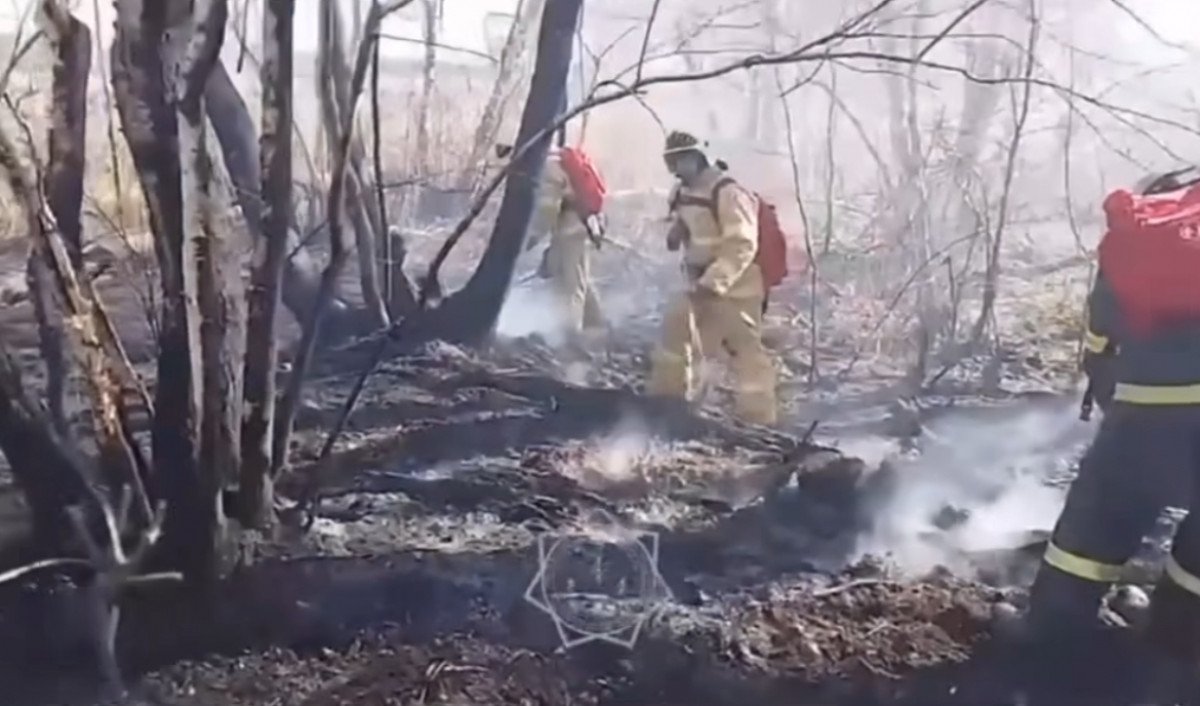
[711,176,737,199]
[709,176,740,222]
[671,176,741,221]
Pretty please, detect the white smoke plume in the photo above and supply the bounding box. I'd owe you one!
[850,397,1092,577]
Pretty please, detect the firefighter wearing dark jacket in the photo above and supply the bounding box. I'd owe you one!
[1007,170,1200,696]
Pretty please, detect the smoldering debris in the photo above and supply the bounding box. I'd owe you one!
[847,398,1092,580]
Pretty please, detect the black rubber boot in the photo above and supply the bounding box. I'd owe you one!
[1139,578,1200,704]
[1130,656,1197,706]
[996,565,1112,647]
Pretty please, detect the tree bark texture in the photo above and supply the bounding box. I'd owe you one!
[111,3,197,519]
[0,79,146,532]
[240,0,296,526]
[29,4,91,436]
[170,0,233,584]
[203,57,348,327]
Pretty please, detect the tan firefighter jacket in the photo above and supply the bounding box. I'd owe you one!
[668,166,763,299]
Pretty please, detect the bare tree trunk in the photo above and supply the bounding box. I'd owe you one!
[273,0,414,479]
[113,0,222,580]
[457,0,544,194]
[317,0,388,329]
[434,0,581,342]
[415,0,438,173]
[168,0,232,584]
[30,6,91,436]
[348,169,388,327]
[0,73,147,537]
[970,6,1038,345]
[371,39,413,317]
[240,0,295,527]
[111,9,192,472]
[203,58,354,329]
[821,65,837,255]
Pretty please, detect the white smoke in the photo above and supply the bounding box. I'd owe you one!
[592,418,654,483]
[495,278,572,345]
[850,398,1091,577]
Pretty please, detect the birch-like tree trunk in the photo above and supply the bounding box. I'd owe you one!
[166,0,233,583]
[0,45,146,544]
[414,0,438,172]
[240,0,295,526]
[203,58,342,327]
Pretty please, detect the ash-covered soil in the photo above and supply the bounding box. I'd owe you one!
[127,574,998,706]
[0,198,1180,706]
[0,337,1060,706]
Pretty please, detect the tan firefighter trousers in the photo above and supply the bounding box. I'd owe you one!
[646,289,777,425]
[543,228,604,334]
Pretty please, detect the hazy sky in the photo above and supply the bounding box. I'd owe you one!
[0,0,522,61]
[1110,0,1193,47]
[0,0,1190,59]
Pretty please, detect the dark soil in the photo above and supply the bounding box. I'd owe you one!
[0,221,1189,706]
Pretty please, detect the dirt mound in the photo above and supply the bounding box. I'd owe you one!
[717,572,995,682]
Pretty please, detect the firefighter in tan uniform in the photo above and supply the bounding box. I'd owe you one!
[645,131,777,426]
[520,145,605,335]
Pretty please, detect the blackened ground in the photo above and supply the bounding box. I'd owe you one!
[0,209,1185,706]
[0,340,1192,706]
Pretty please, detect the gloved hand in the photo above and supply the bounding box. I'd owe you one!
[689,267,721,300]
[584,213,606,249]
[666,220,689,252]
[1082,350,1117,412]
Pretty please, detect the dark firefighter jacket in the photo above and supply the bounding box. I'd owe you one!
[1084,269,1200,405]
